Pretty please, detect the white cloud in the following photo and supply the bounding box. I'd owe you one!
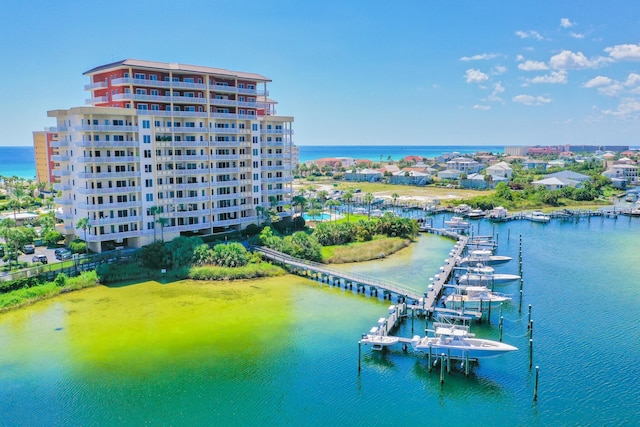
[605,43,640,60]
[602,98,640,117]
[487,82,505,102]
[560,18,574,28]
[515,30,543,40]
[473,104,491,110]
[624,73,640,86]
[518,60,549,71]
[583,76,613,88]
[512,94,552,105]
[526,70,568,84]
[465,69,489,83]
[492,65,507,75]
[549,50,602,69]
[570,32,584,39]
[460,53,500,61]
[597,83,624,97]
[516,54,525,61]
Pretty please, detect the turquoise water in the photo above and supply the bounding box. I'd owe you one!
[302,212,331,221]
[0,146,36,179]
[1,217,640,425]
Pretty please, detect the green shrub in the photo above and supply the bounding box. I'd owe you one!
[54,273,68,287]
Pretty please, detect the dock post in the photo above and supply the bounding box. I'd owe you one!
[479,299,483,323]
[440,353,445,384]
[499,316,504,342]
[519,289,523,314]
[358,341,361,372]
[465,352,470,377]
[428,344,433,372]
[527,304,532,329]
[507,227,511,242]
[411,307,414,333]
[447,349,451,374]
[529,339,533,369]
[499,303,503,321]
[487,302,492,325]
[529,320,534,339]
[533,366,539,401]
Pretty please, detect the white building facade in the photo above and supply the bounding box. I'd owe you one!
[49,59,295,252]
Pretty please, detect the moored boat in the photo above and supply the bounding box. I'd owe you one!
[487,206,509,222]
[444,216,470,230]
[456,249,512,266]
[411,322,518,359]
[526,210,551,223]
[445,286,511,309]
[466,209,486,219]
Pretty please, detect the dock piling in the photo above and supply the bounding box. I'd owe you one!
[440,353,445,384]
[358,341,361,372]
[499,316,504,342]
[529,338,533,368]
[533,366,540,401]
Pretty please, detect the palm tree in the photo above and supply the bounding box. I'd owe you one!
[325,199,340,223]
[156,217,169,242]
[391,192,400,214]
[75,217,91,254]
[364,192,374,219]
[149,206,161,242]
[256,206,267,226]
[8,187,28,220]
[343,190,354,222]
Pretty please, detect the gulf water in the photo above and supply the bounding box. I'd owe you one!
[1,216,639,426]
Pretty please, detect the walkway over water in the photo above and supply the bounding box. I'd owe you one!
[254,230,468,314]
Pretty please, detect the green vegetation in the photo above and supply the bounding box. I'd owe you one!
[188,263,285,281]
[322,236,411,263]
[0,271,98,311]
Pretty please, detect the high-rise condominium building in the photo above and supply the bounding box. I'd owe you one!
[33,130,59,183]
[49,59,294,252]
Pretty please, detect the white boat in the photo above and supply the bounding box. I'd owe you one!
[526,210,551,223]
[487,206,509,222]
[360,326,399,350]
[411,322,518,359]
[454,204,471,214]
[466,209,485,219]
[361,316,399,350]
[444,286,511,309]
[466,237,498,251]
[444,216,470,230]
[457,267,521,286]
[456,249,512,266]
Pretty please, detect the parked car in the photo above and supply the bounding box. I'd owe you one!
[54,248,72,261]
[32,254,48,264]
[22,244,35,254]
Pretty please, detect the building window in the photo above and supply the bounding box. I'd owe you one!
[143,135,151,144]
[146,194,154,202]
[142,120,150,129]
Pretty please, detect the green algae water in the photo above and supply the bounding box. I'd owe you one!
[1,220,640,426]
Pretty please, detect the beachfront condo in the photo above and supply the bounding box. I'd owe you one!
[46,59,295,253]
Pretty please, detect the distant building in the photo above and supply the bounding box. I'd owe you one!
[446,157,482,174]
[528,146,560,156]
[486,161,513,179]
[437,169,462,180]
[33,130,58,183]
[603,164,639,186]
[344,168,382,182]
[532,177,580,191]
[389,170,431,186]
[504,146,527,156]
[547,170,590,182]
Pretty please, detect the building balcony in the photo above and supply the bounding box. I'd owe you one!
[53,170,70,177]
[91,215,142,226]
[261,128,293,135]
[53,183,71,191]
[76,156,140,164]
[111,77,208,91]
[77,171,140,179]
[55,211,73,220]
[156,140,209,147]
[85,96,108,104]
[77,186,141,195]
[51,140,69,148]
[74,125,138,132]
[210,127,251,134]
[78,200,141,210]
[141,110,209,118]
[211,113,258,120]
[84,81,108,90]
[157,168,209,176]
[46,126,67,132]
[54,197,72,205]
[51,155,69,162]
[78,140,139,148]
[156,126,209,134]
[87,229,142,242]
[164,222,212,233]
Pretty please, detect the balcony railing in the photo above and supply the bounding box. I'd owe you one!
[78,140,139,148]
[77,200,141,210]
[91,215,142,226]
[53,170,70,177]
[74,125,138,132]
[53,183,71,191]
[85,96,108,104]
[77,186,141,195]
[51,155,69,162]
[77,171,140,179]
[76,156,139,164]
[54,198,72,205]
[84,81,108,90]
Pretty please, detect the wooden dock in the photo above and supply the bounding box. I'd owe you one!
[255,230,467,313]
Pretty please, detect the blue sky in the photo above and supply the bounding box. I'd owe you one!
[2,0,640,147]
